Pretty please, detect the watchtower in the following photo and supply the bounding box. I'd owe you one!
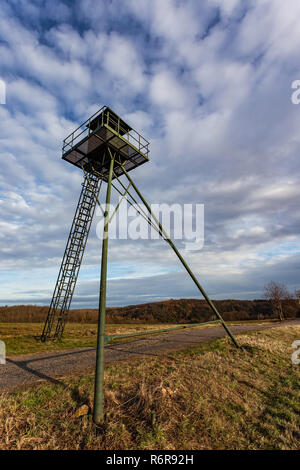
[41,105,238,424]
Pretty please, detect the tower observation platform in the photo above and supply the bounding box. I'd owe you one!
[62,106,149,181]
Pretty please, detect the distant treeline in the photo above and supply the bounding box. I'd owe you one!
[0,298,299,324]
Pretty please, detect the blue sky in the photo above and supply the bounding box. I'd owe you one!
[0,0,300,307]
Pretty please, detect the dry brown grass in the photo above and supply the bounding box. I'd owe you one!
[0,322,183,356]
[0,325,299,450]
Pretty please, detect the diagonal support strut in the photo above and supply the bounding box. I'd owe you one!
[118,162,240,348]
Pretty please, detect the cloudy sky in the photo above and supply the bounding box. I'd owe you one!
[0,0,299,308]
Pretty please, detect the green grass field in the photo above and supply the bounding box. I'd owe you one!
[0,325,299,450]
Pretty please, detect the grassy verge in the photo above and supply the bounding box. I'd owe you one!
[1,325,299,450]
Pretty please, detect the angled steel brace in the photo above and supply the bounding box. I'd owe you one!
[119,163,239,348]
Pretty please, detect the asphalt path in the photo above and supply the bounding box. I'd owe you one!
[1,319,299,392]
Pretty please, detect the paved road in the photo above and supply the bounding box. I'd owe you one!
[1,320,299,392]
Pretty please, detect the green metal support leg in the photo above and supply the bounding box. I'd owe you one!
[93,151,115,424]
[120,164,239,349]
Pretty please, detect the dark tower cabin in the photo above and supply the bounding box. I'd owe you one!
[62,106,149,181]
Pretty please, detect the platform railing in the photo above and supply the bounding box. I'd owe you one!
[62,106,150,157]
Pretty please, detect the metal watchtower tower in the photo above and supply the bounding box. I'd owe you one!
[41,105,238,424]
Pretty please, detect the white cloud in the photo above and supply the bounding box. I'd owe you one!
[0,0,299,305]
[149,0,203,42]
[9,79,57,112]
[149,70,191,109]
[211,0,242,18]
[237,0,300,63]
[102,33,147,94]
[46,24,89,60]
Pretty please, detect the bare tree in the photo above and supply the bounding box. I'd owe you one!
[295,289,300,306]
[264,281,291,321]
